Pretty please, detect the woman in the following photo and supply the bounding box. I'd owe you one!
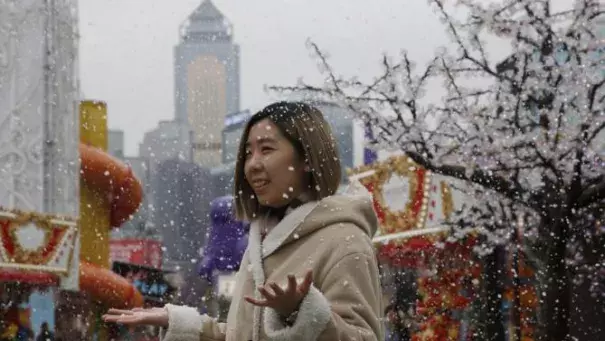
[103,101,384,341]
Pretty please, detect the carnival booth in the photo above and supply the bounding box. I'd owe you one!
[0,210,78,340]
[1,3,143,338]
[0,2,81,338]
[349,154,539,341]
[349,155,482,340]
[198,196,249,319]
[1,101,145,341]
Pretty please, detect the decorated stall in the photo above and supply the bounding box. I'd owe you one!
[0,1,80,338]
[350,154,540,340]
[4,100,148,341]
[1,2,144,339]
[0,210,79,340]
[349,154,482,340]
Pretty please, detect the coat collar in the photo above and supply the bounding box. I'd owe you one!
[246,200,319,293]
[245,201,319,341]
[258,201,317,259]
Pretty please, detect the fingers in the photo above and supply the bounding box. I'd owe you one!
[269,282,285,296]
[244,296,270,307]
[287,274,297,293]
[299,269,314,293]
[102,314,139,324]
[108,315,143,325]
[258,285,277,301]
[105,308,134,316]
[102,315,121,323]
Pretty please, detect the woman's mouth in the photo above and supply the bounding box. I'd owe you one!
[251,179,270,192]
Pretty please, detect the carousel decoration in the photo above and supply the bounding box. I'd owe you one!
[349,154,481,341]
[0,207,78,275]
[349,155,454,235]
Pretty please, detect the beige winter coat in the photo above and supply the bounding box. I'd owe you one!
[161,184,384,341]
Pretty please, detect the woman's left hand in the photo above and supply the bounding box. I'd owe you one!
[245,269,313,317]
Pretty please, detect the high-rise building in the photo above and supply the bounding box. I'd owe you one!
[174,0,240,168]
[108,130,125,159]
[139,120,193,174]
[208,110,251,198]
[153,159,213,269]
[315,102,356,183]
[138,120,193,228]
[222,110,251,164]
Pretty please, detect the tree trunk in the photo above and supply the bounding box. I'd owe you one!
[482,245,506,341]
[539,220,571,341]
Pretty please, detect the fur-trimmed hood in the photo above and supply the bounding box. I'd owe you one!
[260,189,378,259]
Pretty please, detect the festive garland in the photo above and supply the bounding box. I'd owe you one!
[351,155,427,233]
[440,182,454,220]
[379,235,481,341]
[349,155,455,234]
[0,206,77,223]
[0,206,78,272]
[414,267,479,334]
[353,155,473,339]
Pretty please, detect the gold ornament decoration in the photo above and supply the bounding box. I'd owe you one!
[0,207,78,274]
[349,155,432,234]
[440,181,454,220]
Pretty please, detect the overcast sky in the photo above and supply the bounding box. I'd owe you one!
[78,0,450,156]
[78,0,573,156]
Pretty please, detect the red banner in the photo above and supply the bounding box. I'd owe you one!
[110,239,162,269]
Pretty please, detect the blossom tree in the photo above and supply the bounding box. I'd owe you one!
[270,0,605,340]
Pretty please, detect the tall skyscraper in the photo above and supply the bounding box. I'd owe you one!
[153,159,213,269]
[174,0,240,168]
[108,130,125,159]
[139,120,193,174]
[138,120,193,227]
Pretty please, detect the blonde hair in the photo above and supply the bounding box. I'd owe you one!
[233,101,341,221]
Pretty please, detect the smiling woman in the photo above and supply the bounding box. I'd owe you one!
[234,102,341,220]
[104,101,384,341]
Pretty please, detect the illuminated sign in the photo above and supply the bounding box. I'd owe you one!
[224,110,251,128]
[111,261,176,302]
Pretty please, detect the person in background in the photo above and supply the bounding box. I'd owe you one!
[103,101,384,341]
[35,322,53,341]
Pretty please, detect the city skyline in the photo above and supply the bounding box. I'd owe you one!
[78,0,448,156]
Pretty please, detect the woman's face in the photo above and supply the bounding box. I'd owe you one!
[244,118,308,208]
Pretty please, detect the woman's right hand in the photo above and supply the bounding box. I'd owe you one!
[102,307,169,328]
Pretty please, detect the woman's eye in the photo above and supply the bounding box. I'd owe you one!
[261,146,274,154]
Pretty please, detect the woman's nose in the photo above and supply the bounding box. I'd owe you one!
[247,153,264,171]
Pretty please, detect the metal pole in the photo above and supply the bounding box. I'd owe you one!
[7,7,17,210]
[43,0,57,214]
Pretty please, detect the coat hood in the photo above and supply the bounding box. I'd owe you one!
[257,180,378,259]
